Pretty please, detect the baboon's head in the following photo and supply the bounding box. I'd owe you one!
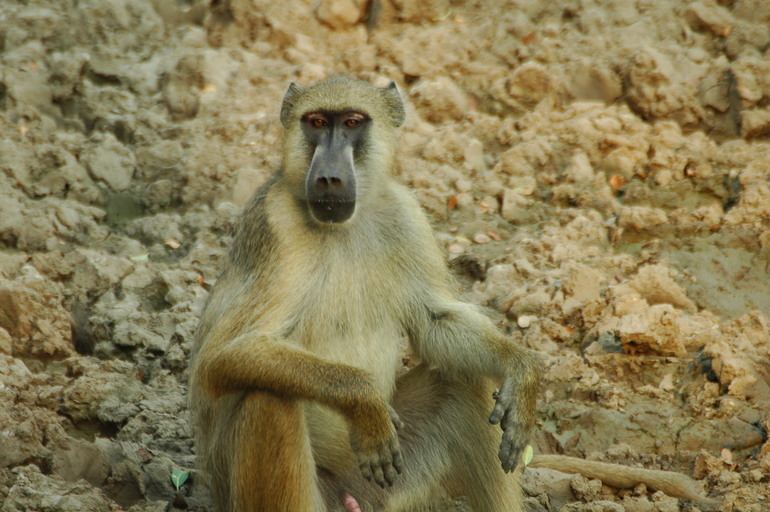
[279,75,405,224]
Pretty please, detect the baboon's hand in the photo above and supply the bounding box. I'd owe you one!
[350,403,403,488]
[489,375,532,473]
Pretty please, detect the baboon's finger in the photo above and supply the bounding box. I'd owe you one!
[392,447,404,474]
[360,462,373,482]
[498,430,522,473]
[372,464,386,488]
[489,377,516,425]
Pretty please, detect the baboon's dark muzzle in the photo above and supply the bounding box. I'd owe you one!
[306,135,357,223]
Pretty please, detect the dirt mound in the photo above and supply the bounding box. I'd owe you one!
[1,0,769,510]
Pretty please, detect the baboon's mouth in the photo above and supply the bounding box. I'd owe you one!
[308,198,356,223]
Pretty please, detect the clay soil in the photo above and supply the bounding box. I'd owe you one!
[1,0,770,511]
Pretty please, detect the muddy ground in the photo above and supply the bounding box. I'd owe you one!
[1,0,769,510]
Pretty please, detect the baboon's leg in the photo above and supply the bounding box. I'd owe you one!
[231,391,324,512]
[324,366,521,512]
[390,365,522,512]
[440,380,522,512]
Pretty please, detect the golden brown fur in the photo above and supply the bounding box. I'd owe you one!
[188,76,542,511]
[530,455,719,507]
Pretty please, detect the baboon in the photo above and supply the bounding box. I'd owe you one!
[188,75,542,511]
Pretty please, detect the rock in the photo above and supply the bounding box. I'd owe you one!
[618,206,668,232]
[741,108,770,139]
[392,0,450,23]
[494,142,545,177]
[1,464,115,512]
[0,272,74,359]
[559,500,623,512]
[561,263,604,315]
[60,359,144,422]
[463,139,486,172]
[316,0,366,29]
[521,467,575,511]
[620,496,655,512]
[4,51,54,113]
[705,338,770,402]
[567,58,623,103]
[50,437,110,486]
[523,497,550,512]
[678,417,762,453]
[410,77,469,123]
[623,264,697,312]
[698,64,732,114]
[82,133,137,192]
[518,315,537,328]
[70,249,134,294]
[508,62,555,108]
[113,321,168,351]
[564,152,595,183]
[615,304,687,356]
[143,178,177,211]
[162,53,203,119]
[142,457,176,501]
[651,491,680,512]
[570,474,603,502]
[0,328,12,355]
[620,46,702,126]
[685,1,734,37]
[501,189,532,224]
[134,140,183,178]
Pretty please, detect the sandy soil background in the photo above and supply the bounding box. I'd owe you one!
[1,0,769,510]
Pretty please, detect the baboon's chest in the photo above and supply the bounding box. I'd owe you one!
[289,247,407,393]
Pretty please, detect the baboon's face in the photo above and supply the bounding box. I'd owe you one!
[299,109,369,223]
[280,77,405,225]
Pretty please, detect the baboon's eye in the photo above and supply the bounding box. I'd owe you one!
[304,113,328,128]
[343,113,366,128]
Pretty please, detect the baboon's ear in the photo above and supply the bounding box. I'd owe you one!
[280,82,302,128]
[382,81,405,127]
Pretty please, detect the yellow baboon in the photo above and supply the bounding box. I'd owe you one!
[188,75,542,511]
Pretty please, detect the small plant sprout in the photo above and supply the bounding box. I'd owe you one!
[521,445,534,467]
[171,468,190,491]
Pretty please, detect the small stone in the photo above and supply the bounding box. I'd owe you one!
[517,315,536,328]
[410,77,468,123]
[392,0,450,22]
[501,189,530,223]
[659,374,675,391]
[685,1,734,37]
[508,62,554,106]
[448,243,465,254]
[741,108,770,139]
[316,0,365,29]
[455,178,473,193]
[570,474,603,501]
[464,139,486,172]
[559,501,624,512]
[82,134,136,192]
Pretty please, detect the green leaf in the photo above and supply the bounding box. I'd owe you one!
[130,253,149,262]
[171,468,190,490]
[521,445,534,467]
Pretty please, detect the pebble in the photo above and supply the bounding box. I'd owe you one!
[517,315,537,328]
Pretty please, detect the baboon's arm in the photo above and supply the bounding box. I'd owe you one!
[409,300,542,472]
[194,335,403,487]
